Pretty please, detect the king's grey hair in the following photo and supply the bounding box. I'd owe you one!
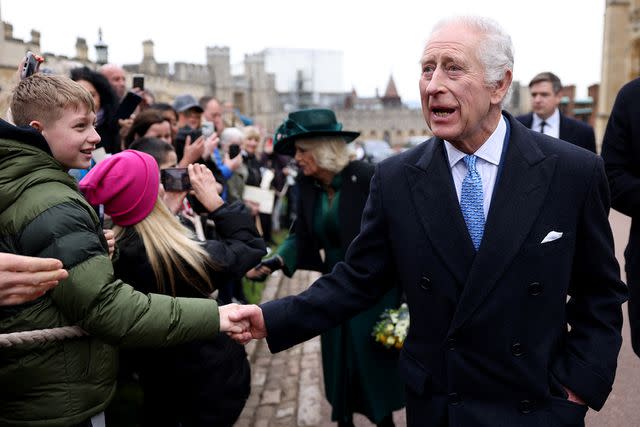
[431,16,514,106]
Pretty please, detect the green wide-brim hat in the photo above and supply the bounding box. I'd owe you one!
[273,108,360,156]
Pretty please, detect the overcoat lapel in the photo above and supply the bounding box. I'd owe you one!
[404,139,476,288]
[449,119,558,333]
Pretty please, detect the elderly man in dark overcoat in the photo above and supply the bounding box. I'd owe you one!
[229,15,627,427]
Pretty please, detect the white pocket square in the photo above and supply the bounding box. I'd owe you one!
[541,231,563,244]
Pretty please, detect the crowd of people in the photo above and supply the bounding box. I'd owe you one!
[1,12,639,427]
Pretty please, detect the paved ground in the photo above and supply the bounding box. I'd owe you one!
[236,210,640,426]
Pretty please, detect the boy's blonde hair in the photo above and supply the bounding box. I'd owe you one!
[11,74,95,127]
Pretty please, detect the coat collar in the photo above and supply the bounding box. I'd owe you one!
[0,118,52,155]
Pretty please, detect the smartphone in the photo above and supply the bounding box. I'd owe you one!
[174,126,202,162]
[161,168,192,192]
[115,91,143,120]
[20,51,44,80]
[228,144,241,159]
[94,204,105,228]
[201,121,215,139]
[132,74,145,91]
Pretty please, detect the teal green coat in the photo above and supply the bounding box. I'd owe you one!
[277,161,405,423]
[0,121,220,426]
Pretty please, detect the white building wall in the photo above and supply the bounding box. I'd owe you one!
[262,48,344,94]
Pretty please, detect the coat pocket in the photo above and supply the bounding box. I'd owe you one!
[548,396,587,427]
[398,349,431,395]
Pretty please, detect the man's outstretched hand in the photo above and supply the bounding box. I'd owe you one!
[226,304,267,344]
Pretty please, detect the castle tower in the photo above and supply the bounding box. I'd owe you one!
[244,52,280,115]
[381,75,402,108]
[140,40,157,75]
[206,46,232,102]
[30,30,40,46]
[75,37,88,62]
[143,40,154,61]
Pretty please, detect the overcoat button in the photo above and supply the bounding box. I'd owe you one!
[419,275,432,292]
[511,342,524,357]
[518,399,536,414]
[528,282,543,296]
[448,392,461,405]
[447,337,456,350]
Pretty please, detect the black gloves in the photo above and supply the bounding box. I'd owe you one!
[248,255,284,282]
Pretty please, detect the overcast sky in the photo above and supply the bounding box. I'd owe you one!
[2,0,605,103]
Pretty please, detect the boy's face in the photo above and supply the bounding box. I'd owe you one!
[34,105,101,170]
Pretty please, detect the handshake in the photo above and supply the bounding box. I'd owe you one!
[219,255,285,344]
[218,303,267,344]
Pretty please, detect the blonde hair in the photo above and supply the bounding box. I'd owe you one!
[11,74,95,126]
[296,137,351,173]
[114,198,216,296]
[243,125,261,141]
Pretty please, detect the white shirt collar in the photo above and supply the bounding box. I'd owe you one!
[532,108,560,130]
[444,115,507,168]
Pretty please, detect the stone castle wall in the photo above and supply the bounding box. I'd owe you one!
[0,20,435,147]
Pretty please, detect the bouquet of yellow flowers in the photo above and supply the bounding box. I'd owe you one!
[372,303,409,349]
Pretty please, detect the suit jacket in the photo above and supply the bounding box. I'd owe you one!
[517,112,596,153]
[262,113,626,427]
[601,77,640,355]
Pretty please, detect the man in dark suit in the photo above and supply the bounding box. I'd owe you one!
[228,16,626,427]
[517,72,596,153]
[601,77,640,357]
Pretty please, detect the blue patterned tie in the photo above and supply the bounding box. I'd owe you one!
[460,155,485,250]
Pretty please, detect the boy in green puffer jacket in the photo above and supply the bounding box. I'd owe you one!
[0,74,255,426]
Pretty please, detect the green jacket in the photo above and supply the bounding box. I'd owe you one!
[0,121,220,426]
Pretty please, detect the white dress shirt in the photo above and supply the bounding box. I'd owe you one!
[531,109,560,139]
[444,115,507,219]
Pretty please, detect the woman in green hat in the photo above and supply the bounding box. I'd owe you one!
[247,108,405,427]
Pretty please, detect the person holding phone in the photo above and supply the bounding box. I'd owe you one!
[124,109,173,147]
[219,127,246,204]
[70,66,121,154]
[173,94,204,130]
[99,64,127,100]
[79,149,266,426]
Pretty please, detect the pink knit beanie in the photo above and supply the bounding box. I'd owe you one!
[79,150,159,226]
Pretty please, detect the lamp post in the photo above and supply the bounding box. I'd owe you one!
[94,28,108,66]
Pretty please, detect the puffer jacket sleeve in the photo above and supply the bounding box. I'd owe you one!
[18,199,220,347]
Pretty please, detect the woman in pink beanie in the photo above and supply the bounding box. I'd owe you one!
[80,147,266,426]
[80,150,160,227]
